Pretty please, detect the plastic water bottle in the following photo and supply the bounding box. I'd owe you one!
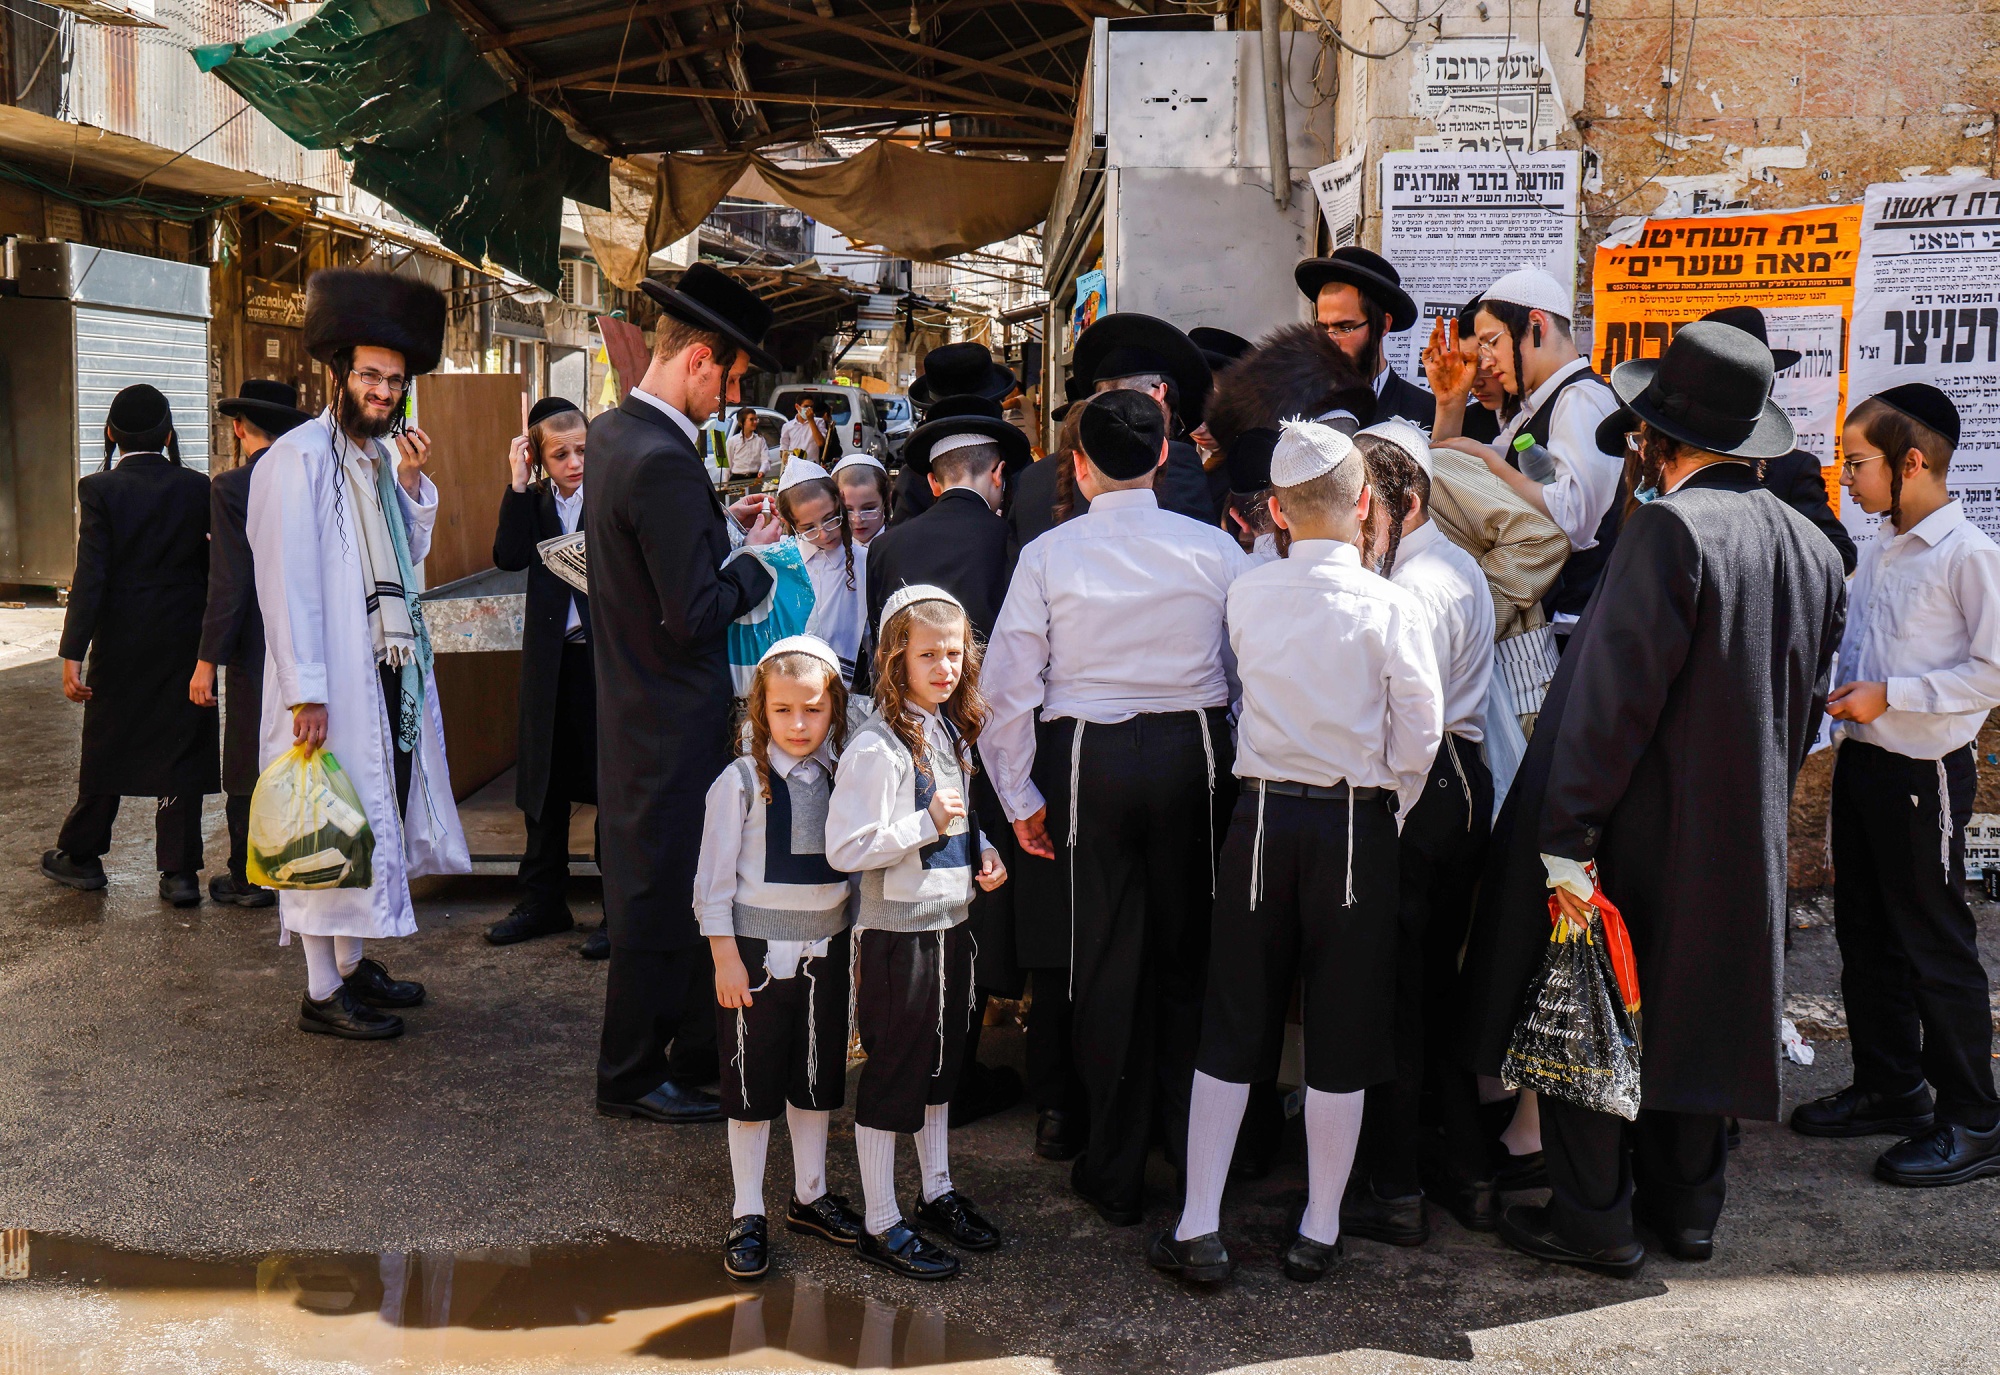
[1513,433,1559,484]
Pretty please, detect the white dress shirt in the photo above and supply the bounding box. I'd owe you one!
[780,416,824,461]
[553,481,585,638]
[727,430,770,477]
[1389,520,1496,743]
[1229,539,1444,819]
[1493,357,1623,556]
[1836,499,2000,760]
[800,537,869,679]
[630,386,701,447]
[980,488,1250,820]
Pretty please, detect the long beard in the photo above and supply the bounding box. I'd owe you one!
[338,382,399,441]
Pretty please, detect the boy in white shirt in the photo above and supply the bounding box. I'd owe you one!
[1796,383,2000,1187]
[1150,420,1442,1284]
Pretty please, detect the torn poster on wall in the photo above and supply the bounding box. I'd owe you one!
[1378,150,1579,389]
[1310,149,1366,251]
[1409,37,1567,153]
[1848,174,2000,540]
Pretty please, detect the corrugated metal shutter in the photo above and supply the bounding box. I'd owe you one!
[75,306,211,475]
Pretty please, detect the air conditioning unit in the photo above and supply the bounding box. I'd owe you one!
[559,259,601,311]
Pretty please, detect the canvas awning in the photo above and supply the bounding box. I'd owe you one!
[0,105,324,204]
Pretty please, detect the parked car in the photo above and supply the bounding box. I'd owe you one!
[702,405,787,477]
[768,383,888,463]
[877,393,915,460]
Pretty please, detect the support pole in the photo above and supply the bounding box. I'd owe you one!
[1260,1,1291,209]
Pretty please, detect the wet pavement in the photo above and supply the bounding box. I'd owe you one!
[0,639,1996,1373]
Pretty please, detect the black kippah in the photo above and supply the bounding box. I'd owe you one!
[1079,389,1166,479]
[528,396,583,428]
[1874,383,1961,449]
[106,383,171,440]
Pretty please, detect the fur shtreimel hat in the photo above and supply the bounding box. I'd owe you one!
[1204,322,1378,455]
[305,269,448,377]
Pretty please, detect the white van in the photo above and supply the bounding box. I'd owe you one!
[768,384,889,464]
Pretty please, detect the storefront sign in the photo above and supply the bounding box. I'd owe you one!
[244,277,306,328]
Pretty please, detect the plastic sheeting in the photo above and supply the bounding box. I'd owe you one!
[193,0,609,290]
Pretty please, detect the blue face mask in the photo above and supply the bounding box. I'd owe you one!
[1633,484,1661,505]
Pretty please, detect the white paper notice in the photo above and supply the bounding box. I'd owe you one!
[1378,150,1581,390]
[1409,38,1567,153]
[1848,176,2000,539]
[1310,149,1366,251]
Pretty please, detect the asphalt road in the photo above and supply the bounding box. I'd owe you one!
[0,649,1995,1373]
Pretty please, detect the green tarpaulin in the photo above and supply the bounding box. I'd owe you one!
[194,0,609,290]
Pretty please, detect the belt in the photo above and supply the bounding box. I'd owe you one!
[1254,778,1390,803]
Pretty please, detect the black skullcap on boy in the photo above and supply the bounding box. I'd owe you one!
[1079,388,1166,480]
[107,383,172,441]
[1873,383,1961,449]
[528,396,583,427]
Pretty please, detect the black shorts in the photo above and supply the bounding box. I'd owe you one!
[853,924,975,1134]
[1195,788,1400,1094]
[716,931,851,1122]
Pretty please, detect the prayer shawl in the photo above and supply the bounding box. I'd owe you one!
[725,537,815,694]
[339,436,433,751]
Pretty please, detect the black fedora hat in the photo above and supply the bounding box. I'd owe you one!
[1610,320,1795,460]
[304,269,447,376]
[1699,305,1802,373]
[1294,247,1418,333]
[1190,326,1252,374]
[217,378,311,437]
[1049,372,1090,423]
[639,261,777,372]
[901,394,1031,476]
[1595,406,1638,457]
[1072,313,1212,427]
[910,342,1016,407]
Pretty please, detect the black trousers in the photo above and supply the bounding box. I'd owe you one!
[379,665,412,817]
[519,642,600,908]
[1832,739,1999,1129]
[1542,1097,1726,1252]
[596,942,721,1103]
[1024,967,1085,1117]
[1059,709,1233,1211]
[1359,736,1493,1196]
[57,793,204,873]
[224,793,252,884]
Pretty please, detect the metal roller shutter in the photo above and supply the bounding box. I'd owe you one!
[74,306,212,476]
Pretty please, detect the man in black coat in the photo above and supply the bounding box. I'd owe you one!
[893,341,1018,528]
[1294,247,1437,429]
[1461,323,1846,1277]
[588,264,784,1125]
[43,385,218,907]
[190,380,310,908]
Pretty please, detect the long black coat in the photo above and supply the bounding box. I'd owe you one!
[586,397,773,952]
[1461,464,1844,1120]
[198,452,266,795]
[1763,448,1857,574]
[493,481,593,819]
[62,452,219,798]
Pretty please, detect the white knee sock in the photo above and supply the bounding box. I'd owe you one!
[1501,1088,1543,1158]
[1476,1074,1515,1105]
[728,1119,772,1218]
[1175,1072,1250,1241]
[1300,1087,1365,1246]
[301,935,343,1001]
[333,935,365,977]
[914,1103,953,1204]
[854,1124,901,1235]
[787,1105,830,1206]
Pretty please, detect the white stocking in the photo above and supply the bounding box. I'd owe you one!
[787,1105,830,1206]
[1501,1089,1543,1158]
[333,935,365,977]
[728,1119,771,1218]
[1300,1087,1365,1246]
[854,1124,901,1235]
[914,1104,953,1204]
[1175,1072,1249,1240]
[301,935,343,1001]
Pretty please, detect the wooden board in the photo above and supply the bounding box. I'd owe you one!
[412,372,525,588]
[433,650,521,802]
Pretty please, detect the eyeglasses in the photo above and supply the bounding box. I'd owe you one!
[352,368,409,394]
[1474,330,1509,357]
[797,512,845,537]
[1321,319,1370,339]
[1840,451,1887,478]
[845,501,884,524]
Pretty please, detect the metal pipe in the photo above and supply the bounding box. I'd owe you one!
[1260,0,1291,209]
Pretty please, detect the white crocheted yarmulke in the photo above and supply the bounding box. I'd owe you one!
[1481,265,1571,319]
[758,634,842,675]
[877,582,965,635]
[776,456,832,492]
[1359,418,1434,480]
[1269,418,1357,488]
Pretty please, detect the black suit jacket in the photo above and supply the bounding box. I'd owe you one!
[198,453,266,794]
[586,396,774,950]
[866,487,1016,645]
[891,465,935,526]
[1376,369,1438,429]
[494,480,593,818]
[62,452,219,798]
[1762,448,1857,574]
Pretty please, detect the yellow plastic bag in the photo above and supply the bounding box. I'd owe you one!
[245,745,375,890]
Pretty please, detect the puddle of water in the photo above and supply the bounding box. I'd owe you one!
[0,1230,1042,1374]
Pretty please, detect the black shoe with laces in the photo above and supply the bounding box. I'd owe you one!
[723,1214,769,1279]
[1146,1230,1233,1283]
[857,1222,959,1280]
[41,849,107,891]
[1340,1179,1430,1246]
[785,1192,863,1246]
[158,872,201,908]
[299,987,404,1040]
[1874,1122,2000,1187]
[343,957,425,1008]
[914,1189,1000,1251]
[1422,1164,1500,1233]
[486,900,575,946]
[579,927,611,961]
[1498,1203,1645,1279]
[1034,1109,1085,1161]
[1069,1156,1142,1226]
[1791,1084,1936,1139]
[209,873,276,908]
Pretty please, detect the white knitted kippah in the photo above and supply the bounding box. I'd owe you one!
[1269,418,1356,488]
[776,456,832,492]
[1359,418,1434,481]
[759,633,842,675]
[831,452,887,475]
[878,582,964,635]
[929,433,995,460]
[1481,265,1572,319]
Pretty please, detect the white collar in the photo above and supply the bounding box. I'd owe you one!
[1394,518,1441,558]
[1287,538,1364,568]
[767,741,835,778]
[553,481,584,507]
[1517,356,1592,417]
[1372,361,1391,396]
[630,386,700,446]
[1087,487,1158,514]
[1897,498,1967,547]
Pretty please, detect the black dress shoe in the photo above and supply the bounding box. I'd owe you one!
[158,872,201,908]
[1791,1084,1937,1139]
[1635,1206,1714,1261]
[1034,1109,1085,1161]
[1070,1156,1142,1226]
[1422,1165,1500,1232]
[1340,1180,1431,1246]
[299,988,404,1040]
[723,1214,769,1279]
[949,1064,1025,1128]
[1145,1230,1233,1282]
[1498,1204,1645,1279]
[579,927,611,961]
[857,1222,960,1280]
[785,1192,863,1246]
[1495,1149,1547,1191]
[208,873,275,908]
[1725,1116,1742,1151]
[1874,1122,2000,1187]
[41,849,106,891]
[915,1189,1000,1251]
[1279,1230,1343,1283]
[486,900,575,946]
[597,1080,725,1124]
[343,957,425,1008]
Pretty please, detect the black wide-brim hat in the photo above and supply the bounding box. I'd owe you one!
[1049,372,1090,423]
[1072,313,1212,427]
[1699,305,1801,373]
[1610,320,1796,460]
[1227,426,1281,494]
[640,261,778,372]
[901,395,1031,475]
[1294,247,1418,333]
[910,341,1016,406]
[1190,326,1252,374]
[304,269,447,376]
[217,378,310,436]
[1595,406,1638,457]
